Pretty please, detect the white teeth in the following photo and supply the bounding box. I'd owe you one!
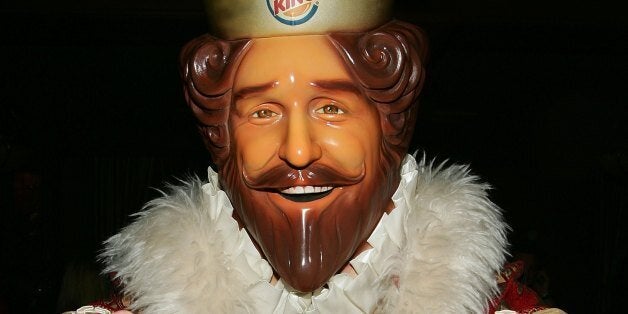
[281,186,333,194]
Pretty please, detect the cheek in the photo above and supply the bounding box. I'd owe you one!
[318,125,379,174]
[233,126,282,174]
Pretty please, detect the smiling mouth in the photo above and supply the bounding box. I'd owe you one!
[279,186,334,202]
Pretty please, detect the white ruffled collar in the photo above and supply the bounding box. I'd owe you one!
[103,154,508,313]
[201,156,419,313]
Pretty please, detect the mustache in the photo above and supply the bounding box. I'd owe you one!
[243,163,364,190]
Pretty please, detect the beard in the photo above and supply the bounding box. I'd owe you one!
[219,147,401,293]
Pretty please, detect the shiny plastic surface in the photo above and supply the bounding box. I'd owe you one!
[180,21,427,292]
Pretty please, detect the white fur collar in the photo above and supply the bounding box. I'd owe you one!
[102,155,508,313]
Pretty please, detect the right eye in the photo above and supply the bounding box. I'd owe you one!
[251,109,278,119]
[315,103,345,115]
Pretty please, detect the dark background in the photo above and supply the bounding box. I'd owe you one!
[1,0,626,312]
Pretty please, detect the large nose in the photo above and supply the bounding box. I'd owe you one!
[278,113,322,169]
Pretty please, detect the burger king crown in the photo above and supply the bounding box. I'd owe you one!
[205,0,394,39]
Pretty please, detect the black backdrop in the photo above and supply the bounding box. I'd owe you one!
[1,1,627,312]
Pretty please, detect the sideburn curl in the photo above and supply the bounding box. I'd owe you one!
[328,20,429,166]
[179,35,252,166]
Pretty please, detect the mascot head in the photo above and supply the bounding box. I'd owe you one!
[180,0,428,292]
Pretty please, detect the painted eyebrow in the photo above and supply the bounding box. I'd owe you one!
[233,81,276,101]
[309,80,361,95]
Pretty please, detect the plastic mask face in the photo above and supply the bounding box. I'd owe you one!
[221,35,394,292]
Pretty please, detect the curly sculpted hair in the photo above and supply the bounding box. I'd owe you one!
[180,20,429,167]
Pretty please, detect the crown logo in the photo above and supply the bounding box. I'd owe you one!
[205,0,393,39]
[267,0,319,26]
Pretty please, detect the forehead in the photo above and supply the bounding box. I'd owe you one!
[233,35,352,88]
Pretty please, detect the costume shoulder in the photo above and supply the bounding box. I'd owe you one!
[100,174,266,313]
[382,155,509,313]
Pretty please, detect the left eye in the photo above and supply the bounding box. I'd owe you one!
[251,109,278,118]
[315,104,345,115]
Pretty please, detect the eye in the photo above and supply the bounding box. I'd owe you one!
[315,104,345,115]
[251,109,278,119]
